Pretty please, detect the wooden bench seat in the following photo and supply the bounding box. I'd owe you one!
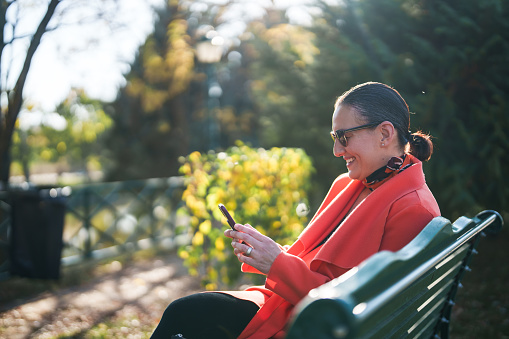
[285,210,503,339]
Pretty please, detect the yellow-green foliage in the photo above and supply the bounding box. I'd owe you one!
[178,142,314,289]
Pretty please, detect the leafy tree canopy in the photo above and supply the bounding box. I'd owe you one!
[246,0,509,218]
[12,89,113,183]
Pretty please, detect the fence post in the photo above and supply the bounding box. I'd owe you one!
[83,188,92,259]
[150,200,157,243]
[0,192,11,279]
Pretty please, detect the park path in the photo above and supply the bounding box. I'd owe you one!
[0,253,201,338]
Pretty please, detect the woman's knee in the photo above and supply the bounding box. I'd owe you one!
[160,295,196,323]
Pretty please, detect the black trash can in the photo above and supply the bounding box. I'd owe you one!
[9,188,68,279]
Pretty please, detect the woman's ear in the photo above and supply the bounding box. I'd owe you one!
[379,121,396,144]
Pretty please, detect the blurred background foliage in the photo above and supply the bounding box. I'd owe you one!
[12,0,508,221]
[178,143,313,288]
[12,89,112,183]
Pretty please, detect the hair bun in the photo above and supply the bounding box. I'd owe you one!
[407,131,434,161]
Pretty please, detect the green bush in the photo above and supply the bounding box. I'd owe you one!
[178,142,314,289]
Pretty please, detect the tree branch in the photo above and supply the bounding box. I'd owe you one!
[8,0,61,124]
[0,0,62,183]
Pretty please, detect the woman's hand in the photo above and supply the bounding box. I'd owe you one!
[224,224,282,274]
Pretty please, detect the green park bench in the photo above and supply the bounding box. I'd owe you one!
[285,210,503,339]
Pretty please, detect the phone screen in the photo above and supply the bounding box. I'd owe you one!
[218,204,236,230]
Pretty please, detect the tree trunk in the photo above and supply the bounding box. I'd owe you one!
[0,1,13,159]
[0,0,61,187]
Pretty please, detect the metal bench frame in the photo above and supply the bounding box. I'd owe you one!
[286,210,503,339]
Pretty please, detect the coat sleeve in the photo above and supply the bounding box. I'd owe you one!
[263,251,348,305]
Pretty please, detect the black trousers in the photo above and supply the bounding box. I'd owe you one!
[150,292,259,339]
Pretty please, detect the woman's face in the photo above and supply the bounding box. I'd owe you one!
[332,104,388,181]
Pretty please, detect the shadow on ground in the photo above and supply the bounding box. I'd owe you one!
[0,252,200,338]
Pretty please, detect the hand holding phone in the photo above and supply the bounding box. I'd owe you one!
[218,203,237,230]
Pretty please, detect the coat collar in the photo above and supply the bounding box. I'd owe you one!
[290,155,425,268]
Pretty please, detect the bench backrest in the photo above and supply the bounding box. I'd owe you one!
[285,210,503,339]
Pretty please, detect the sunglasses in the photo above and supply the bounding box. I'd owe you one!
[330,122,382,147]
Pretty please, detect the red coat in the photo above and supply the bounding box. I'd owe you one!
[226,155,440,338]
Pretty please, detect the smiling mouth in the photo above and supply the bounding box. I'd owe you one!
[345,157,355,164]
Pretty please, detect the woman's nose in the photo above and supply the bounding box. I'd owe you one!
[333,140,345,157]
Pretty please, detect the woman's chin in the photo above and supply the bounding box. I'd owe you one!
[347,171,360,181]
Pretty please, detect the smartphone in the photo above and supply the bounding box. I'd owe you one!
[218,203,237,230]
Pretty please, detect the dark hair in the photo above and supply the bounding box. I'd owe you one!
[335,82,433,161]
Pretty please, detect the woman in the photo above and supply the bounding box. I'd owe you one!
[151,82,440,339]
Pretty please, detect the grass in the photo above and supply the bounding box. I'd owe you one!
[79,311,154,338]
